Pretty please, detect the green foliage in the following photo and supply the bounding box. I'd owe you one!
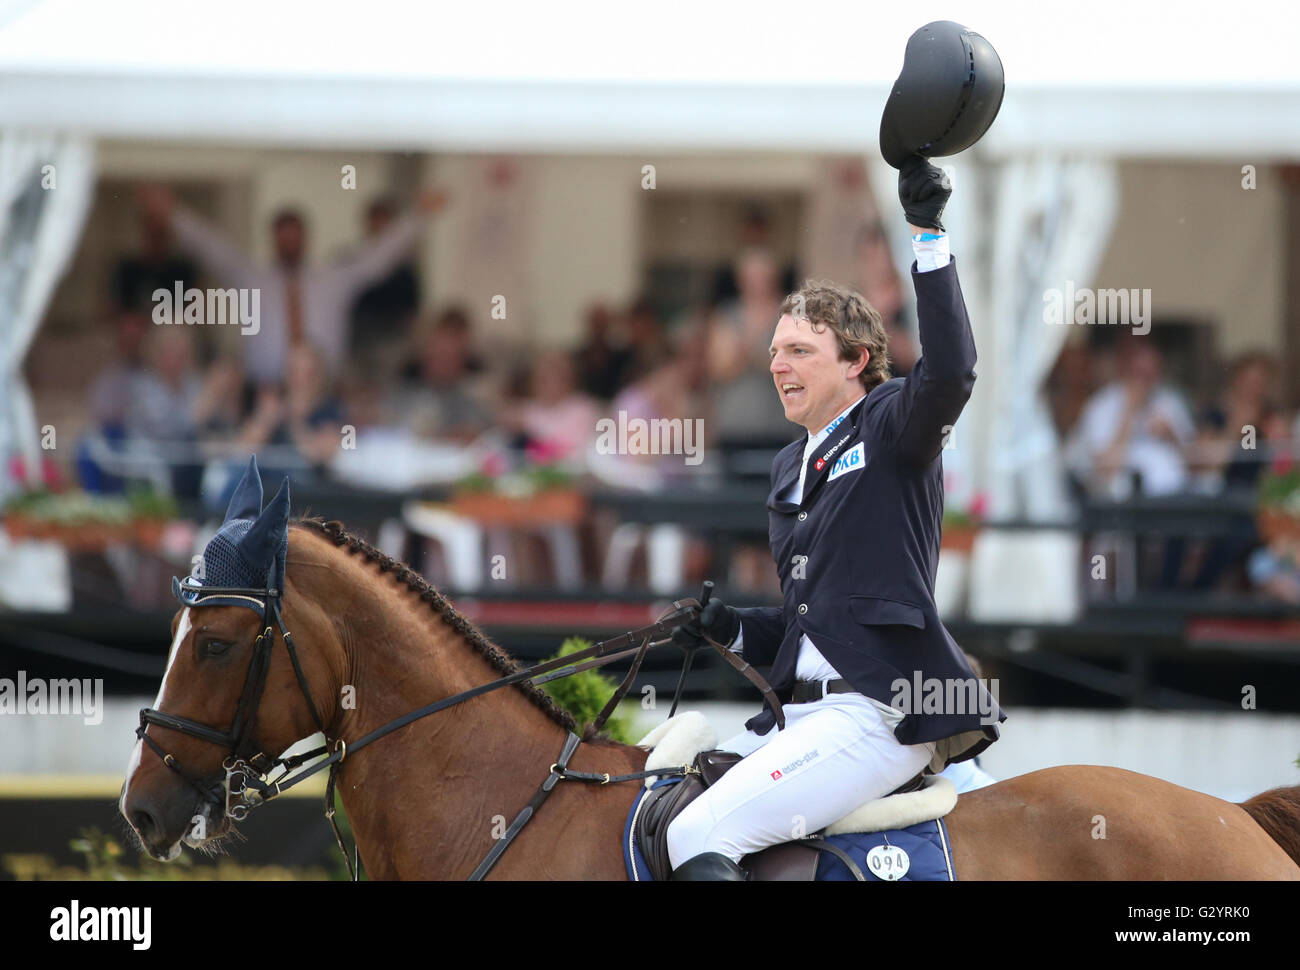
[3,487,176,524]
[538,637,636,743]
[1,827,335,881]
[2,487,53,515]
[454,471,497,494]
[454,466,574,496]
[1259,466,1300,517]
[523,463,573,491]
[126,483,179,520]
[4,490,129,524]
[941,507,975,529]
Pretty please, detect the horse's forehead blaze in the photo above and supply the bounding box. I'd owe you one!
[154,608,193,710]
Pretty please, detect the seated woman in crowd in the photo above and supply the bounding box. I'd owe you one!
[497,349,598,471]
[1191,351,1278,492]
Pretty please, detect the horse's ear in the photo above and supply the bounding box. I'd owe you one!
[242,475,290,577]
[224,455,264,523]
[264,476,290,533]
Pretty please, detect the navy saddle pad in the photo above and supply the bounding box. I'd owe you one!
[624,778,956,881]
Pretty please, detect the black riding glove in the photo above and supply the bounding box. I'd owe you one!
[672,598,740,653]
[898,154,952,232]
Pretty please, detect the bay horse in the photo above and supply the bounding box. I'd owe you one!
[121,518,1300,879]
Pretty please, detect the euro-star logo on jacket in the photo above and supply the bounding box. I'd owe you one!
[813,431,853,472]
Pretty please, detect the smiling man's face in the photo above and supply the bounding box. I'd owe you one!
[769,313,868,434]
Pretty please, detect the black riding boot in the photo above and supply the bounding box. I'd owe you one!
[670,851,748,881]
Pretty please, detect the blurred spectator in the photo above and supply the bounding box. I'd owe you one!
[594,326,735,591]
[621,296,672,385]
[596,327,710,490]
[78,310,152,491]
[853,221,904,326]
[136,184,446,386]
[1192,351,1278,491]
[501,349,599,470]
[1246,413,1300,602]
[1045,343,1096,440]
[80,317,241,497]
[237,343,344,474]
[1247,533,1300,604]
[574,303,633,400]
[112,203,198,314]
[391,311,493,445]
[190,356,248,437]
[86,310,151,434]
[1176,359,1284,591]
[129,328,202,443]
[129,329,208,497]
[1063,335,1196,499]
[706,248,791,444]
[709,203,798,307]
[347,196,422,380]
[399,304,487,381]
[1065,335,1202,590]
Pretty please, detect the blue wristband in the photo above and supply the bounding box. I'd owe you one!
[911,231,951,271]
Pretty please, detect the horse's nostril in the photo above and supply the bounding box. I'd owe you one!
[131,809,159,840]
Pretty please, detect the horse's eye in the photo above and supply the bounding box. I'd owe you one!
[202,639,232,658]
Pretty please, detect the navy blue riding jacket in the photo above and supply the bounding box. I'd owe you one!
[735,256,1004,767]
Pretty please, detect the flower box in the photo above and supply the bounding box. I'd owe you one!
[449,488,587,527]
[1257,507,1300,544]
[940,525,980,554]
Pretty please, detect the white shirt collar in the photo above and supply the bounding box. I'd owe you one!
[802,394,866,460]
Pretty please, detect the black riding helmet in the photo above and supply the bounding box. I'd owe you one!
[879,20,1005,169]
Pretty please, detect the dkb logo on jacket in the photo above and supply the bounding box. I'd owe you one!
[827,442,865,481]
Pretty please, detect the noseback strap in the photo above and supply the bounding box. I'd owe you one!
[139,708,235,749]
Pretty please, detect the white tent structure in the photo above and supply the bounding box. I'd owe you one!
[2,0,1299,597]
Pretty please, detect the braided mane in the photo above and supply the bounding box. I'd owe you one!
[292,517,600,737]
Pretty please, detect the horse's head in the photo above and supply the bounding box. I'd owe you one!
[120,457,341,860]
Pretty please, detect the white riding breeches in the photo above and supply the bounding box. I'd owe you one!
[665,691,938,868]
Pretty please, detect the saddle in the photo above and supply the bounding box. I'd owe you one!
[634,748,927,881]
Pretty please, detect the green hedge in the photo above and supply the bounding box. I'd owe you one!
[538,637,637,743]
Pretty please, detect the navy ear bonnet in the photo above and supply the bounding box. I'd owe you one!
[173,456,290,614]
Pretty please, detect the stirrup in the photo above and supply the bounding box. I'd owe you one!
[670,851,748,881]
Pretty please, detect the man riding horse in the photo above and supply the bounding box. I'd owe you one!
[666,25,1009,875]
[120,23,1300,883]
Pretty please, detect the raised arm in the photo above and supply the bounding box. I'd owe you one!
[334,189,447,295]
[875,157,976,465]
[137,186,260,289]
[878,257,977,465]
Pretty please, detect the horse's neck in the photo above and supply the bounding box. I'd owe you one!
[324,582,634,879]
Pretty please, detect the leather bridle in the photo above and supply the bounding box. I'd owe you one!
[136,578,329,821]
[134,579,784,880]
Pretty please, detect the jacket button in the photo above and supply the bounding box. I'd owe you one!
[798,603,808,614]
[797,511,808,521]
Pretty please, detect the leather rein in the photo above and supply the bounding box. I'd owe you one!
[135,580,784,880]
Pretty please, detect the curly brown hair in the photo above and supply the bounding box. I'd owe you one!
[778,280,891,392]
